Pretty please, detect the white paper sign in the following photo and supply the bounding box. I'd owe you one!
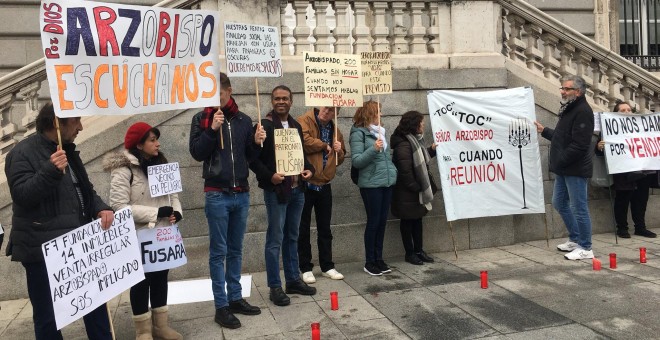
[303,51,363,107]
[42,207,144,330]
[147,162,182,197]
[427,88,545,221]
[167,276,252,305]
[600,112,660,174]
[0,223,4,235]
[40,0,221,117]
[274,128,305,176]
[361,51,392,95]
[137,224,187,273]
[224,22,282,77]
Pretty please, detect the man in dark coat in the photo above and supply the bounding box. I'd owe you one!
[5,103,114,339]
[535,75,595,261]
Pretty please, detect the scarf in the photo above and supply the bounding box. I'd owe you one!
[406,133,433,210]
[368,124,388,151]
[558,98,575,116]
[200,96,239,130]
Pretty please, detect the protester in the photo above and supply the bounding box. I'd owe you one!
[350,100,398,275]
[596,101,658,239]
[189,73,266,328]
[391,111,438,265]
[250,85,317,306]
[104,122,183,340]
[5,103,115,339]
[296,106,347,283]
[534,75,595,260]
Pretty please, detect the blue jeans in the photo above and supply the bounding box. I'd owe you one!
[205,191,250,309]
[264,187,305,287]
[360,187,393,263]
[552,175,592,250]
[23,262,111,340]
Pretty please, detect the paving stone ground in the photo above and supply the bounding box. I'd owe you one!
[1,229,659,339]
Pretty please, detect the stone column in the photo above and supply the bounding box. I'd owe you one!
[352,1,371,52]
[313,1,333,52]
[292,1,312,54]
[333,1,352,54]
[407,2,427,54]
[371,1,390,51]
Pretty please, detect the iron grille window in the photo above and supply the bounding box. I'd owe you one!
[620,0,660,70]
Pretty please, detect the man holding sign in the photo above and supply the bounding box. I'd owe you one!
[250,86,316,306]
[4,103,115,339]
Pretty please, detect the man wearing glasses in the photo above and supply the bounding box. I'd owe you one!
[534,75,595,261]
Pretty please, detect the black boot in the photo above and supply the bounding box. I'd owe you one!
[215,307,241,329]
[286,279,317,295]
[416,250,435,263]
[269,287,291,306]
[634,228,657,238]
[617,227,631,238]
[405,253,423,265]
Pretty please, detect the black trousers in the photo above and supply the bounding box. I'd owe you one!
[614,178,650,230]
[298,184,335,272]
[400,218,424,255]
[23,261,111,340]
[130,270,169,315]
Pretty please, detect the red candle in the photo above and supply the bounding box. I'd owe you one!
[330,291,338,310]
[480,271,488,289]
[609,253,617,269]
[311,323,320,340]
[640,247,647,263]
[592,258,601,271]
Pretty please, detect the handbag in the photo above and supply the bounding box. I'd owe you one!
[591,154,613,187]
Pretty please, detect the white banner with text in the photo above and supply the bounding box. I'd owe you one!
[599,112,660,174]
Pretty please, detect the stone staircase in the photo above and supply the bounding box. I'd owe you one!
[1,0,659,300]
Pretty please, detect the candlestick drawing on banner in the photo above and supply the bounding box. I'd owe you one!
[508,118,531,209]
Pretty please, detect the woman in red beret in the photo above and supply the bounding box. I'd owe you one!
[103,122,183,340]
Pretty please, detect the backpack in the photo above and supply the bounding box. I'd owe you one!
[350,130,366,185]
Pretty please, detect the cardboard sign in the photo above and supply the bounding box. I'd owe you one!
[274,128,304,176]
[42,207,144,329]
[137,224,187,273]
[303,51,363,107]
[361,51,392,95]
[40,0,221,117]
[599,112,660,174]
[147,162,182,198]
[427,88,545,221]
[224,22,282,77]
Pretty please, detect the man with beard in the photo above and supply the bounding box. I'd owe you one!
[535,75,595,260]
[250,85,317,306]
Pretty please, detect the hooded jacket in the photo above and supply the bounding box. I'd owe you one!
[5,133,111,263]
[297,108,347,186]
[103,150,182,230]
[541,95,594,177]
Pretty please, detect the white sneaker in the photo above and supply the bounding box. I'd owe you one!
[302,271,316,284]
[322,269,344,280]
[556,240,579,252]
[564,248,594,260]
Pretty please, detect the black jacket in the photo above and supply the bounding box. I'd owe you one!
[5,133,111,263]
[249,114,315,196]
[189,109,261,190]
[541,95,594,177]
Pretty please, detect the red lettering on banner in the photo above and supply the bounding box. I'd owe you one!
[156,12,171,57]
[93,6,119,56]
[170,14,179,58]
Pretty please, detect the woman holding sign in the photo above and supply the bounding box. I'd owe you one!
[391,111,439,265]
[104,122,183,340]
[596,101,658,239]
[350,100,398,276]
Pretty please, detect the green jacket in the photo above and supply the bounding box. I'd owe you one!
[350,126,397,188]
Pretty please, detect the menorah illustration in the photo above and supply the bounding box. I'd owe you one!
[508,118,531,209]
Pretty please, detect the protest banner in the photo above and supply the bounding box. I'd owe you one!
[599,112,660,174]
[147,162,182,197]
[137,224,187,273]
[224,22,281,77]
[274,128,304,175]
[427,88,545,221]
[304,51,363,107]
[40,0,221,117]
[42,207,144,329]
[361,51,392,95]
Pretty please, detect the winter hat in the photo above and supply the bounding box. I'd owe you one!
[124,122,153,149]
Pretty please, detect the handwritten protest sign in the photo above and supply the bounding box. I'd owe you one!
[274,128,304,176]
[224,22,281,77]
[40,0,221,117]
[304,51,363,107]
[42,207,143,329]
[599,112,660,174]
[137,224,186,273]
[427,88,545,221]
[361,52,392,95]
[147,162,182,197]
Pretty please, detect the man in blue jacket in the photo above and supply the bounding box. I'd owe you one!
[5,103,115,339]
[189,72,266,329]
[535,75,595,261]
